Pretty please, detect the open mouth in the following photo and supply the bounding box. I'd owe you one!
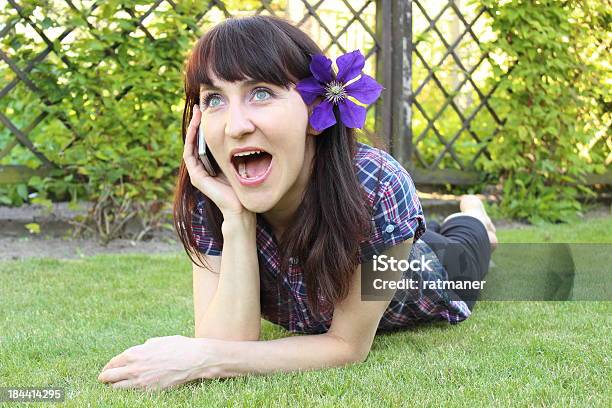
[230,149,273,183]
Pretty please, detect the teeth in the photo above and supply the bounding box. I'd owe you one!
[238,162,247,178]
[234,150,262,157]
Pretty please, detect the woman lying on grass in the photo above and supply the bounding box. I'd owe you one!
[98,15,497,391]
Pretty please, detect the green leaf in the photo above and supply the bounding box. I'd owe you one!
[16,184,28,200]
[25,223,41,234]
[41,17,53,29]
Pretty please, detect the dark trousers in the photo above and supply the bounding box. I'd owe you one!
[420,215,491,311]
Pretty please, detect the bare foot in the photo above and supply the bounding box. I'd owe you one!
[459,195,498,251]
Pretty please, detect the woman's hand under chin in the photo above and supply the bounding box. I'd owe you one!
[97,335,216,391]
[183,105,249,218]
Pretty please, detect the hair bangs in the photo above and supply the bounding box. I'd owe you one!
[186,16,310,98]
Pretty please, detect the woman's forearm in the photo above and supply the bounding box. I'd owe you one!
[194,333,365,379]
[197,213,261,340]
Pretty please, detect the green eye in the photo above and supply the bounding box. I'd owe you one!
[254,89,271,101]
[208,96,221,107]
[202,94,222,109]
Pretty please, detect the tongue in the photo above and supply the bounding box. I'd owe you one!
[244,154,272,178]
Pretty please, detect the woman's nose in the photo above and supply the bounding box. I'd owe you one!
[224,103,255,139]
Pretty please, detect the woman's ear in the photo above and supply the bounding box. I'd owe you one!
[307,122,322,136]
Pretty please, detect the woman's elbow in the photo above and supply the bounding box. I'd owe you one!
[328,333,370,364]
[350,346,370,364]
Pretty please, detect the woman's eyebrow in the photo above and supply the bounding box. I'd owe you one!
[200,79,265,92]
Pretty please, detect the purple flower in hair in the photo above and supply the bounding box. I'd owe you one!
[296,49,384,132]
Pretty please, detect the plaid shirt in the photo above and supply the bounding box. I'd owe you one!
[192,142,471,334]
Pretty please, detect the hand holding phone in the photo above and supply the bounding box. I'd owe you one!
[185,105,248,218]
[197,123,217,176]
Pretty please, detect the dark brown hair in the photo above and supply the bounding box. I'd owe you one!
[173,15,382,316]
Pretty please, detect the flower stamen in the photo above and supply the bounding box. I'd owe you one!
[324,80,348,105]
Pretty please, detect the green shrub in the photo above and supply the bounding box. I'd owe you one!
[480,0,609,223]
[0,1,201,240]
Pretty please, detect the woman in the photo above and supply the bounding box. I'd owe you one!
[98,15,497,390]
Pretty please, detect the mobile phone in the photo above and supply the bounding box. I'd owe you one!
[197,124,217,176]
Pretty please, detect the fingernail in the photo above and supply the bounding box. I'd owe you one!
[193,104,199,112]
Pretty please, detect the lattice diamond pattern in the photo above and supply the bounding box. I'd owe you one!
[412,0,502,171]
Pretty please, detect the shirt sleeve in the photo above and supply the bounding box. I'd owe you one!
[191,193,222,256]
[359,168,426,263]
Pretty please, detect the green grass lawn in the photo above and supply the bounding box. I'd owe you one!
[1,215,611,407]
